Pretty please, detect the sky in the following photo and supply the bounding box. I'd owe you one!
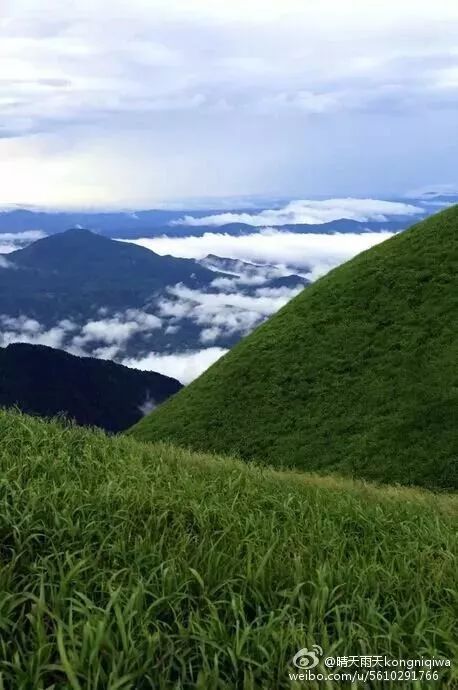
[1,0,458,208]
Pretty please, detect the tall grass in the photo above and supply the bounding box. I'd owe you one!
[0,409,457,688]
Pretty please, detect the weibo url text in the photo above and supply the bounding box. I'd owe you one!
[289,669,441,684]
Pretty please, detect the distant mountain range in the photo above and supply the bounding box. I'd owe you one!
[0,228,307,359]
[0,343,182,432]
[0,208,196,236]
[199,254,310,288]
[0,207,427,238]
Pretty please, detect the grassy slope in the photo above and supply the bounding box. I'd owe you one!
[131,206,458,490]
[1,409,457,689]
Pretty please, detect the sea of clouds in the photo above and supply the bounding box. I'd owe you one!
[0,197,420,382]
[123,228,395,281]
[0,280,306,382]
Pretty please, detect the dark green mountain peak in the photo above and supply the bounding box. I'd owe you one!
[130,205,458,490]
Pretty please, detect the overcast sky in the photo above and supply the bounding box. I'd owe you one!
[1,0,458,208]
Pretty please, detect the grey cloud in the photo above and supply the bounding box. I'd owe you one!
[1,3,458,205]
[2,2,458,138]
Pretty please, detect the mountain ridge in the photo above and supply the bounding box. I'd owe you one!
[0,342,182,432]
[130,205,458,489]
[0,228,221,324]
[0,207,416,238]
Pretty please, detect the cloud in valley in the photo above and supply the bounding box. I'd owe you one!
[72,309,162,356]
[0,273,302,380]
[0,309,228,383]
[0,256,13,268]
[0,315,75,349]
[0,309,162,359]
[158,283,303,343]
[0,215,428,383]
[122,348,228,385]
[0,230,47,253]
[203,256,293,287]
[124,228,396,281]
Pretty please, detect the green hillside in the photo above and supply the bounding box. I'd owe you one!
[0,409,457,688]
[131,206,458,489]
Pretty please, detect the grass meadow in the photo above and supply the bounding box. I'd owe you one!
[131,205,458,492]
[0,409,457,688]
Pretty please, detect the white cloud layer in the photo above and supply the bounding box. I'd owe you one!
[0,315,75,349]
[202,255,293,287]
[172,198,423,227]
[71,309,162,355]
[0,309,162,358]
[0,311,228,383]
[124,228,395,280]
[0,230,47,253]
[158,282,303,343]
[122,348,228,385]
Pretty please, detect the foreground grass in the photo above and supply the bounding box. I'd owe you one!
[0,410,457,689]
